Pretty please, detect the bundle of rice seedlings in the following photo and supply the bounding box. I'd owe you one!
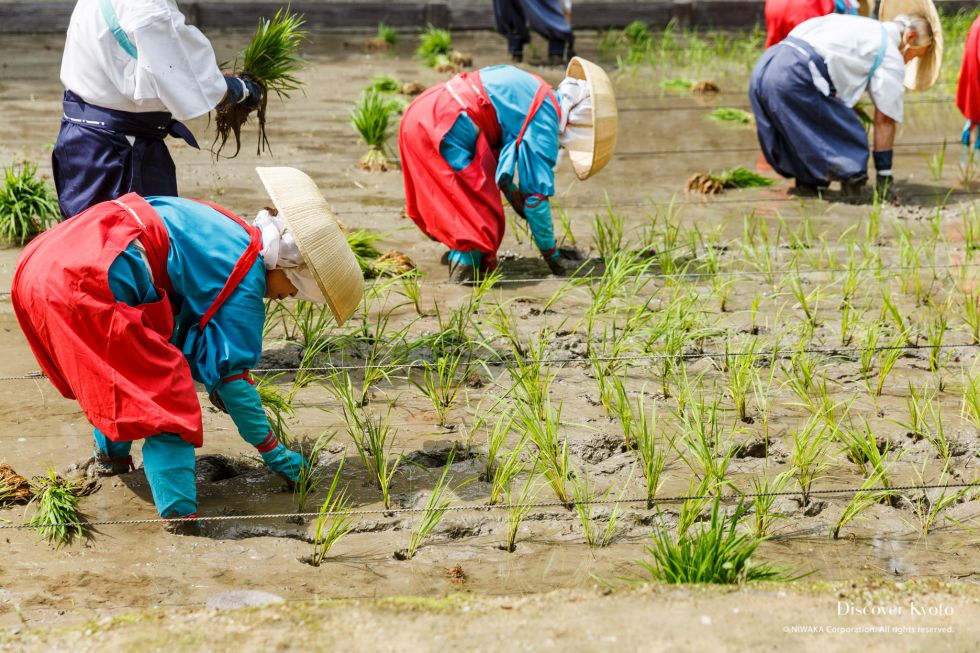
[364,22,398,51]
[372,250,416,277]
[400,81,427,96]
[660,77,694,91]
[368,75,401,93]
[416,25,472,72]
[622,21,653,49]
[213,8,307,157]
[0,463,32,506]
[27,469,90,548]
[0,162,59,245]
[345,228,385,274]
[637,500,799,584]
[350,90,397,172]
[707,107,754,125]
[686,167,774,194]
[416,24,452,65]
[691,80,720,95]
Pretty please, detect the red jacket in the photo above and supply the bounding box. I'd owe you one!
[765,0,836,48]
[957,15,980,123]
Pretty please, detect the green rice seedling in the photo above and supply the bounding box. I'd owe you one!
[740,213,776,284]
[781,343,822,408]
[925,311,951,392]
[571,470,605,547]
[411,350,470,427]
[330,374,401,508]
[834,418,891,478]
[922,139,948,181]
[514,397,571,505]
[707,107,753,125]
[346,228,385,275]
[367,22,399,49]
[310,457,357,566]
[922,393,952,464]
[622,20,653,49]
[722,338,757,423]
[367,74,401,93]
[660,77,695,91]
[633,396,668,508]
[415,24,452,66]
[27,469,89,548]
[591,199,626,260]
[874,331,908,404]
[639,499,794,584]
[255,374,296,446]
[905,462,972,535]
[964,205,980,252]
[483,413,511,483]
[215,7,307,156]
[489,434,527,505]
[676,477,714,537]
[503,468,538,552]
[403,451,457,559]
[751,469,793,538]
[351,91,397,171]
[782,272,819,327]
[961,368,980,428]
[787,415,830,507]
[839,300,865,348]
[960,289,980,344]
[750,357,779,441]
[553,202,577,247]
[832,469,892,539]
[294,431,335,512]
[0,162,59,245]
[859,323,880,386]
[673,394,735,491]
[396,270,424,316]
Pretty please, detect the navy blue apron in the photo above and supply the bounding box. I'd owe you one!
[748,30,886,187]
[493,0,574,58]
[52,0,200,220]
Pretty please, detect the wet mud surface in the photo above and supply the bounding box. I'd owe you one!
[0,29,979,633]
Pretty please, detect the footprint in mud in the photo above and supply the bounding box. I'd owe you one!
[404,440,476,468]
[196,454,244,483]
[572,432,629,465]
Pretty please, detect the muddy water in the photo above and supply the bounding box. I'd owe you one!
[0,30,979,628]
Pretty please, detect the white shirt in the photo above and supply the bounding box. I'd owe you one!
[790,15,906,123]
[60,0,226,120]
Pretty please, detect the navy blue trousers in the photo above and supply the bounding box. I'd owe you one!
[493,0,574,58]
[52,91,193,220]
[749,38,869,187]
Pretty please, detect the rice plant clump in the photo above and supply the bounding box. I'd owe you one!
[707,107,754,125]
[687,167,774,194]
[0,463,32,506]
[415,25,472,72]
[364,22,398,51]
[27,469,90,548]
[214,8,307,157]
[637,500,796,584]
[345,228,385,274]
[351,90,397,172]
[0,162,59,245]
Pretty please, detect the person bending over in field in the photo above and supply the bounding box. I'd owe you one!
[11,168,363,531]
[749,0,942,199]
[399,58,617,284]
[956,13,980,154]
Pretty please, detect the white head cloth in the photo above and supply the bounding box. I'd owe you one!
[255,209,326,303]
[556,76,593,152]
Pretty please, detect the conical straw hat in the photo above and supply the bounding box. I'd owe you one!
[878,0,943,91]
[255,167,363,325]
[564,57,618,180]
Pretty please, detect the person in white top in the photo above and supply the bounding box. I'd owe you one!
[748,0,941,199]
[53,0,262,219]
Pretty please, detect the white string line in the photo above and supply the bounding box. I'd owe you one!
[4,481,975,530]
[0,340,974,382]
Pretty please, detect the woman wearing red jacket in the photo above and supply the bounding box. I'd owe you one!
[957,14,980,151]
[765,0,874,48]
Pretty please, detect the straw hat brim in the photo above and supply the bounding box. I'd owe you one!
[255,167,363,325]
[878,0,943,91]
[564,57,618,181]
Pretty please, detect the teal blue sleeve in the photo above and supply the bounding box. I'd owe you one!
[440,113,479,172]
[215,376,273,447]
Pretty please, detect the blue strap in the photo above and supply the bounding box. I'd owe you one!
[834,0,858,15]
[98,0,137,59]
[867,24,888,87]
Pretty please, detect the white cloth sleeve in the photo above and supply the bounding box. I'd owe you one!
[129,11,227,120]
[868,52,906,123]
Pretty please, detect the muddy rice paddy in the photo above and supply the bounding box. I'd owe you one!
[1,27,980,648]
